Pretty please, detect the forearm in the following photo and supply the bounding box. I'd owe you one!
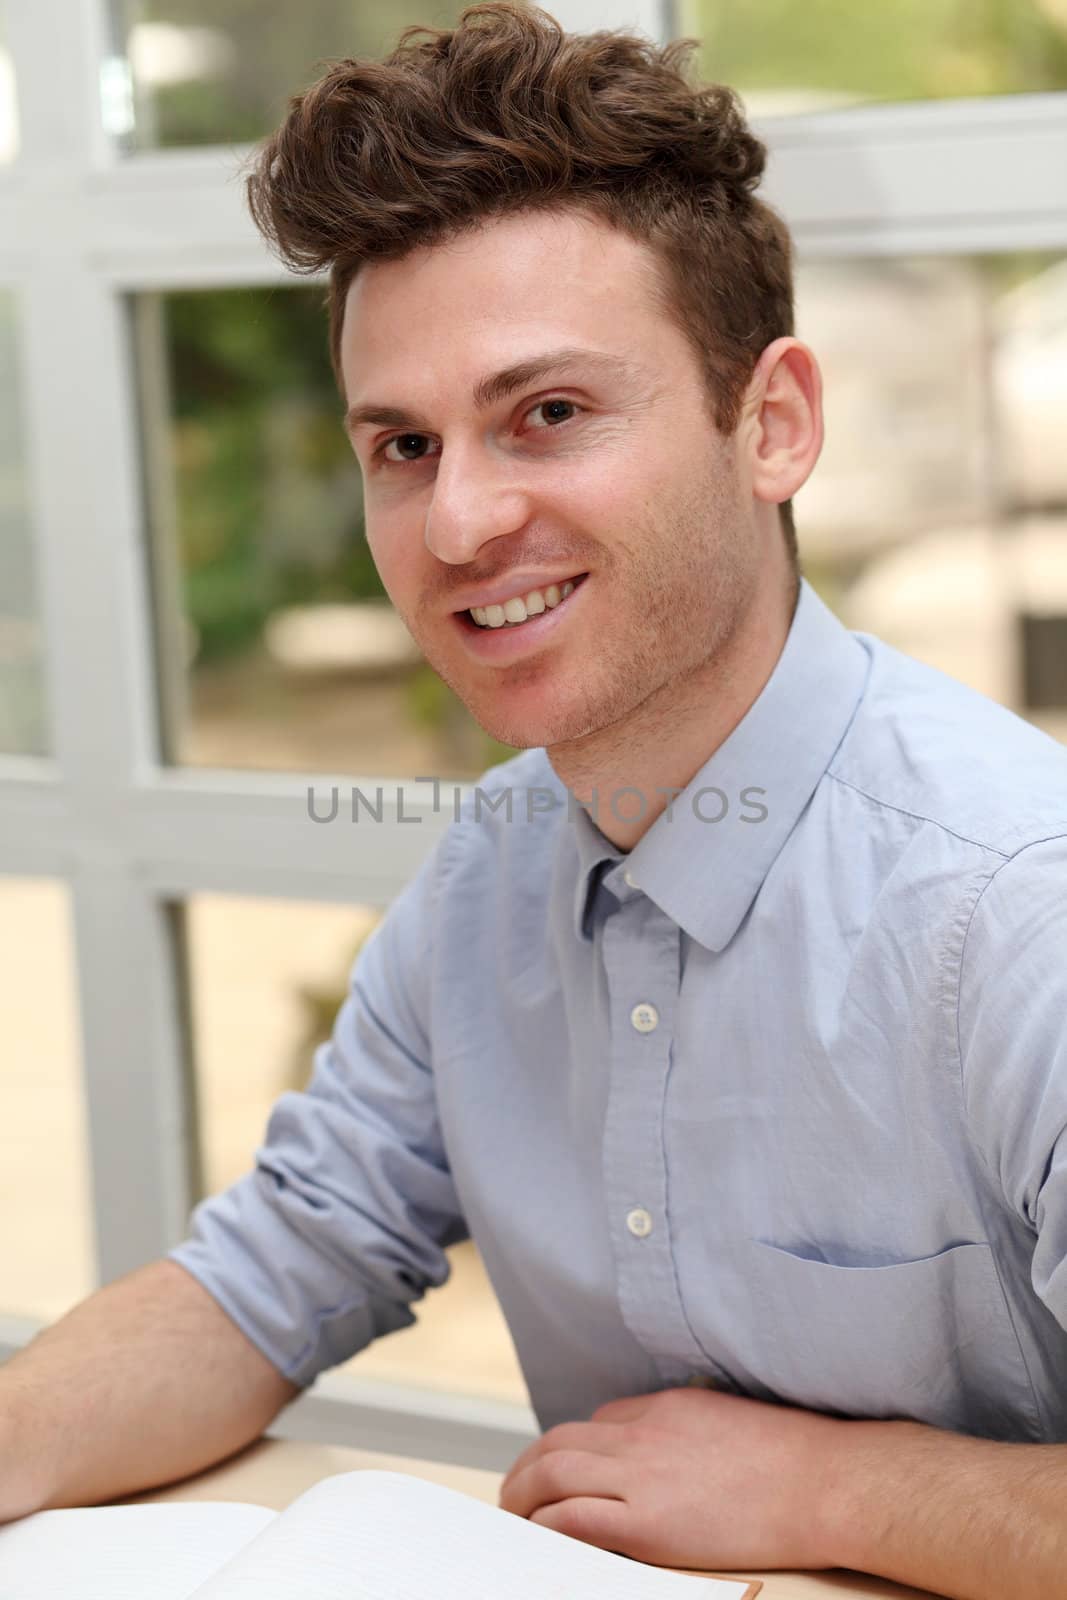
[821,1417,1066,1598]
[0,1258,299,1521]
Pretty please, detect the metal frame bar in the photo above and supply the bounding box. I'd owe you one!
[1,0,1064,1460]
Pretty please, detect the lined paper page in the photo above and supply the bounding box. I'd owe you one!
[0,1502,275,1600]
[192,1471,753,1599]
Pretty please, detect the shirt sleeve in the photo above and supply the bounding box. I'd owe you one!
[167,829,467,1388]
[958,832,1067,1329]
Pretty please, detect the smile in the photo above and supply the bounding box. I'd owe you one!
[468,574,588,629]
[453,572,590,661]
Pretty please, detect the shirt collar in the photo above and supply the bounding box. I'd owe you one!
[570,811,623,940]
[569,577,871,951]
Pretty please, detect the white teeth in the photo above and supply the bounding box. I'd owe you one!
[468,577,582,627]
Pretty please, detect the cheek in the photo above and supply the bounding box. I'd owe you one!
[583,430,694,523]
[365,510,420,596]
[555,463,647,550]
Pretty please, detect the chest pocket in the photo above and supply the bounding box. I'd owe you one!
[742,1238,1042,1442]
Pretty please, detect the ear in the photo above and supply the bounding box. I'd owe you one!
[741,337,823,511]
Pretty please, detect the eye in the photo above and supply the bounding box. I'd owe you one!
[380,432,440,465]
[526,398,581,429]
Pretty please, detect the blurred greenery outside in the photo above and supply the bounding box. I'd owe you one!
[114,0,466,150]
[146,281,517,774]
[681,0,1067,105]
[161,286,383,664]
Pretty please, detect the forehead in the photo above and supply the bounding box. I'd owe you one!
[339,207,674,401]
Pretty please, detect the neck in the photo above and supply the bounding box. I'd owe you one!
[548,565,799,850]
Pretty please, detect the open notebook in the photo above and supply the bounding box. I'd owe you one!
[0,1469,762,1599]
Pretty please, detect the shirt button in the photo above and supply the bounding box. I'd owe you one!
[626,1207,653,1238]
[630,1002,659,1033]
[623,869,639,889]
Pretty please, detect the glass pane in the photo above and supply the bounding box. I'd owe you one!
[0,4,17,164]
[795,252,1067,748]
[0,879,94,1323]
[106,1,466,150]
[184,893,528,1406]
[0,291,47,757]
[681,0,1067,116]
[135,286,512,779]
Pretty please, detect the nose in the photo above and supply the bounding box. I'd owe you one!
[423,439,534,566]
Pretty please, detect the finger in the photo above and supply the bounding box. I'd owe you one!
[500,1421,628,1496]
[529,1495,635,1554]
[500,1449,627,1519]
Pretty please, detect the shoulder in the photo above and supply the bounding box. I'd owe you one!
[829,631,1067,858]
[956,829,1067,1219]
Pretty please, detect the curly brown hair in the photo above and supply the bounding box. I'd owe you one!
[247,2,798,566]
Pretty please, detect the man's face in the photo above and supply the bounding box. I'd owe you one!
[341,207,758,751]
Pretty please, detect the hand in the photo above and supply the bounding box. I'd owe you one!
[499,1385,849,1573]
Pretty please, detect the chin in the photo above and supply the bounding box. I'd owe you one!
[425,642,623,752]
[465,708,567,752]
[464,692,612,753]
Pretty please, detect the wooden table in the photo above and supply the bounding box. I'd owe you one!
[125,1436,939,1599]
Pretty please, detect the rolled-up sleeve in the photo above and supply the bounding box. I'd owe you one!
[959,833,1067,1329]
[168,830,467,1387]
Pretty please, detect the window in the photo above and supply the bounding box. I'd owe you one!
[679,0,1067,116]
[106,0,468,148]
[134,287,507,778]
[794,252,1067,743]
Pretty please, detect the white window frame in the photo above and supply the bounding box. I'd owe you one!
[1,0,1065,1468]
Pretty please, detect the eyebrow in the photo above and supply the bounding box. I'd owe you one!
[343,346,641,437]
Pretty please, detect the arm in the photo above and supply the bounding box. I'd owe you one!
[823,1419,1066,1596]
[2,830,463,1524]
[0,1257,298,1523]
[166,830,466,1391]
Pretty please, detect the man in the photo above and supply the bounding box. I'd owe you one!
[2,5,1066,1594]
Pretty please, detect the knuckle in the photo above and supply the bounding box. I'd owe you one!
[543,1447,583,1484]
[549,1499,596,1540]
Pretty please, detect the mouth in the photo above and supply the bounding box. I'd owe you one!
[452,572,590,659]
[458,572,589,631]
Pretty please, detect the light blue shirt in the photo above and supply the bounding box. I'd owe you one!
[171,578,1067,1442]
